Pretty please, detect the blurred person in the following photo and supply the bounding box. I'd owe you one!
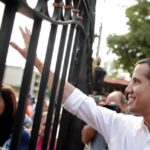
[24,114,33,130]
[105,91,128,113]
[36,112,49,150]
[0,84,30,150]
[92,57,106,95]
[11,27,150,150]
[0,84,17,147]
[36,112,56,150]
[26,94,36,118]
[82,125,108,150]
[42,100,48,112]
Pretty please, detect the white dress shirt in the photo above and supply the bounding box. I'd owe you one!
[63,88,150,150]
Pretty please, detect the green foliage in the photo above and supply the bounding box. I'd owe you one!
[107,0,150,76]
[107,69,127,80]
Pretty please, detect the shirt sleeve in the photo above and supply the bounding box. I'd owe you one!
[63,88,126,143]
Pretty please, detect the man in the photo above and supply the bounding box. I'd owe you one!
[105,91,128,113]
[92,57,106,95]
[10,27,150,150]
[63,58,150,150]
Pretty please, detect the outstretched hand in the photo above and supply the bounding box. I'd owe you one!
[10,26,31,59]
[10,26,42,71]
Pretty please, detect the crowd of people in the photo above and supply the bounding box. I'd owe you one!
[0,26,150,150]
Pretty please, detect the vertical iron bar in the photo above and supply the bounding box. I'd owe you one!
[0,4,16,85]
[10,18,42,150]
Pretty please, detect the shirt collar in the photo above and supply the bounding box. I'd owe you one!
[136,118,149,133]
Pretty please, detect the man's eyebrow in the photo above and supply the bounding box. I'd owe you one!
[132,77,141,82]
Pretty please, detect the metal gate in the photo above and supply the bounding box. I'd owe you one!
[0,0,96,149]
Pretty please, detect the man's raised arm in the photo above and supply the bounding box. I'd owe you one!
[10,26,75,103]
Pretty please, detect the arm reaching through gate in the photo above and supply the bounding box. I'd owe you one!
[10,26,75,103]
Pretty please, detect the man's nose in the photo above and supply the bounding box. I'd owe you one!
[125,82,132,94]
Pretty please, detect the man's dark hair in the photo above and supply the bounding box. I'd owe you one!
[136,58,150,80]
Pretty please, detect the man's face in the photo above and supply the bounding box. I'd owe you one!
[125,64,150,116]
[0,95,5,115]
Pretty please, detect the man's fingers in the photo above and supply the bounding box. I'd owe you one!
[10,42,27,57]
[10,42,21,51]
[19,26,25,37]
[25,26,31,36]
